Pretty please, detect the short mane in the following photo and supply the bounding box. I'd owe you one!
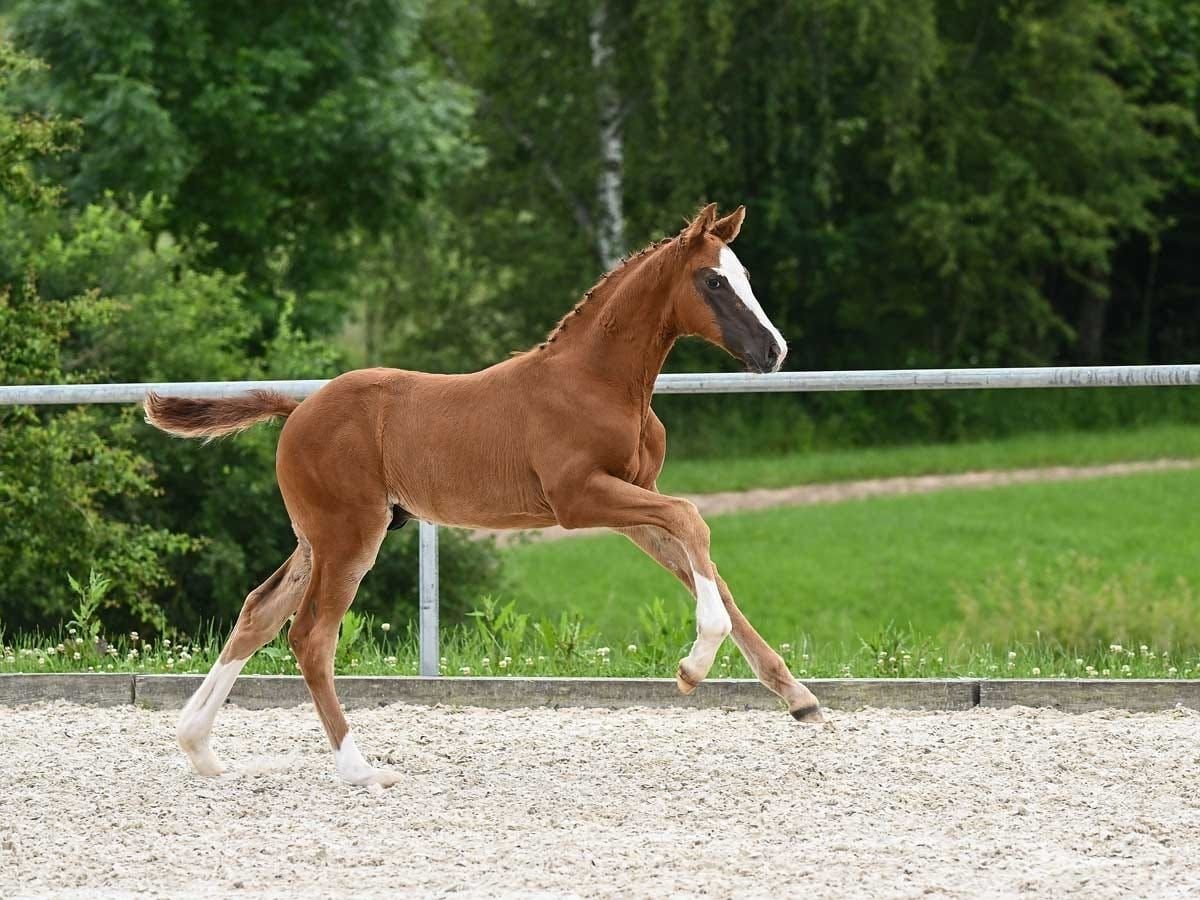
[538,236,677,348]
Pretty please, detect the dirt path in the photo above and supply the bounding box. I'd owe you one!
[3,701,1200,898]
[477,458,1198,544]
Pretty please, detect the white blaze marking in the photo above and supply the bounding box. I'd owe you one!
[717,245,787,370]
[335,731,380,784]
[177,657,246,775]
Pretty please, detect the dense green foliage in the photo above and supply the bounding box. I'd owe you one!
[1,2,1199,636]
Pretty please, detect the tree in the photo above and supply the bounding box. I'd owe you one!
[12,0,480,334]
[0,44,192,631]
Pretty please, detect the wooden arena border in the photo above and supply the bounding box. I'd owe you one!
[3,674,1200,714]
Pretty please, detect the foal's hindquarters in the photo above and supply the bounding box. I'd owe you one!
[178,375,404,787]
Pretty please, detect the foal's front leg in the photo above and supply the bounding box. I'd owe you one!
[620,525,823,722]
[550,474,731,689]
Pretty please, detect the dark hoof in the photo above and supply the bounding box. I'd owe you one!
[790,702,825,724]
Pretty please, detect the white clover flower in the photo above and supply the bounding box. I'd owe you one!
[936,656,944,665]
[56,644,65,653]
[460,666,472,675]
[1169,667,1178,675]
[595,647,610,658]
[1109,644,1122,653]
[481,657,491,667]
[524,657,534,666]
[1007,651,1017,660]
[72,652,81,661]
[38,658,45,666]
[626,644,638,654]
[68,627,77,636]
[1031,667,1041,676]
[166,659,174,669]
[498,659,508,669]
[1102,668,1111,676]
[1121,665,1131,674]
[163,639,171,649]
[780,643,792,653]
[385,656,397,666]
[1074,658,1084,666]
[440,657,447,665]
[129,631,139,641]
[47,647,57,656]
[381,623,391,633]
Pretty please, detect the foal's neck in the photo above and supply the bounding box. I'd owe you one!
[540,245,678,413]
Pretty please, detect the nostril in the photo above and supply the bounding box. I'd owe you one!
[765,343,780,366]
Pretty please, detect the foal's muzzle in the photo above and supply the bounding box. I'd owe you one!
[743,338,785,374]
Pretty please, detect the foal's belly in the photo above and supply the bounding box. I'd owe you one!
[377,374,557,530]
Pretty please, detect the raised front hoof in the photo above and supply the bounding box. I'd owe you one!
[675,663,701,695]
[789,702,826,724]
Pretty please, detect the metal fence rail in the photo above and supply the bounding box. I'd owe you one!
[5,363,1200,675]
[3,364,1200,406]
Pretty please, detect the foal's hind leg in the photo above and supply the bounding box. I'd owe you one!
[287,510,397,788]
[177,546,311,775]
[619,524,823,722]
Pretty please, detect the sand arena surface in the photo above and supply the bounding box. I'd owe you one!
[2,701,1199,898]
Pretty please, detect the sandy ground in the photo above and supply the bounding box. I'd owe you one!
[3,702,1200,898]
[476,458,1199,544]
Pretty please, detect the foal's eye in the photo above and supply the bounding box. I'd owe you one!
[705,276,721,290]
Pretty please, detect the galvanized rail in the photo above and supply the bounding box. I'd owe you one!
[4,362,1199,675]
[3,364,1200,406]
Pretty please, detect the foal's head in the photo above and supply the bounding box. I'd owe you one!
[670,203,787,374]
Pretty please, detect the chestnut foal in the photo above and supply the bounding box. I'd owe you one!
[146,203,823,788]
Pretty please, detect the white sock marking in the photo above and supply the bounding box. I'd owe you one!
[684,570,732,678]
[717,245,787,369]
[335,732,379,784]
[177,657,246,775]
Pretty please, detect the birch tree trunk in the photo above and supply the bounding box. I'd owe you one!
[590,0,624,269]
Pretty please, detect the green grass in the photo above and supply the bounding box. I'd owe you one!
[657,422,1200,493]
[503,468,1200,649]
[4,615,1200,682]
[5,425,1200,682]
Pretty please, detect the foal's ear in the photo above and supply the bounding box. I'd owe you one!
[711,205,746,244]
[681,202,719,244]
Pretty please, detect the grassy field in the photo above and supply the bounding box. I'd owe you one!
[503,468,1200,652]
[5,424,1200,681]
[657,422,1200,493]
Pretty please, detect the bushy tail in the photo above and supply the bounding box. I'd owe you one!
[143,390,299,440]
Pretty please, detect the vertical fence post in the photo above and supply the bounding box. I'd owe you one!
[418,521,440,676]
